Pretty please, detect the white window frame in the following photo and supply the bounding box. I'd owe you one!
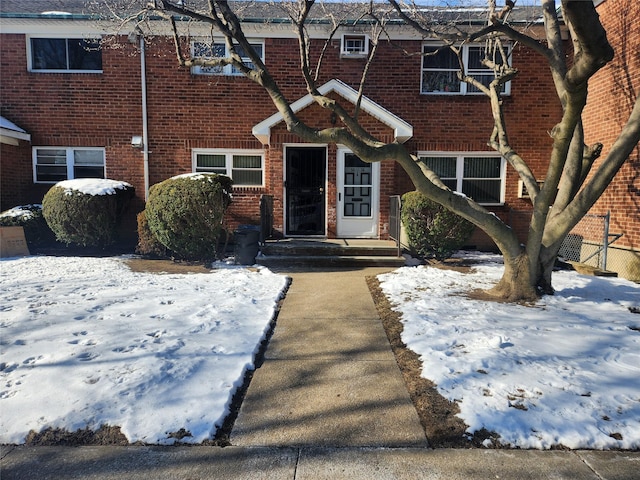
[418,152,506,205]
[421,43,511,96]
[33,147,106,184]
[340,34,369,58]
[27,35,103,73]
[192,149,264,187]
[191,40,264,76]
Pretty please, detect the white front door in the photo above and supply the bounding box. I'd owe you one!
[337,148,379,238]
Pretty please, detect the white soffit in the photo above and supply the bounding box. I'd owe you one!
[252,79,413,145]
[0,116,31,145]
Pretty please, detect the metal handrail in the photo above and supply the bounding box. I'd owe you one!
[389,195,401,257]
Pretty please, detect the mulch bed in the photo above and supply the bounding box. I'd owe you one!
[366,274,499,448]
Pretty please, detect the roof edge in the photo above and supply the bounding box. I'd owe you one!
[252,79,413,145]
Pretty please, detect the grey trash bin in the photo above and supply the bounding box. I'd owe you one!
[234,226,260,265]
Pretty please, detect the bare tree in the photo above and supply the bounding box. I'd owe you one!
[107,0,640,301]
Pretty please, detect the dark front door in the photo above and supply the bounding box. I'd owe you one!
[285,147,326,236]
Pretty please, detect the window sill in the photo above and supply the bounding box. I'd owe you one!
[420,91,511,97]
[232,185,265,191]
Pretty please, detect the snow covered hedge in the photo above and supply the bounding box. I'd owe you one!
[144,173,232,261]
[42,179,135,248]
[0,204,55,248]
[401,191,475,260]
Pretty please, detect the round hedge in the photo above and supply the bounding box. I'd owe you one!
[401,190,475,260]
[42,179,135,247]
[145,173,232,261]
[135,209,168,257]
[0,204,55,248]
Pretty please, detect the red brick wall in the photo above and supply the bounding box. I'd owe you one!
[0,34,146,210]
[1,28,561,244]
[0,140,41,210]
[583,0,640,250]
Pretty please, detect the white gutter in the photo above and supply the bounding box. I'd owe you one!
[140,35,150,201]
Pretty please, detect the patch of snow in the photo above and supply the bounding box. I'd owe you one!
[171,173,219,181]
[0,256,288,445]
[55,179,133,196]
[2,251,638,449]
[378,256,640,449]
[0,205,42,220]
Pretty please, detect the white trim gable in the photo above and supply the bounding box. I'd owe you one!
[252,79,413,145]
[1,116,31,145]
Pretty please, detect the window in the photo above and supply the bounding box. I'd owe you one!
[419,153,505,205]
[421,44,510,95]
[191,40,264,76]
[29,37,102,72]
[194,150,264,187]
[340,34,369,58]
[33,148,105,183]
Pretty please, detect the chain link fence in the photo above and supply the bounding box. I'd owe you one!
[510,209,624,272]
[558,213,609,269]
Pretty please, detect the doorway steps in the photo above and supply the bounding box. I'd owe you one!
[255,238,405,268]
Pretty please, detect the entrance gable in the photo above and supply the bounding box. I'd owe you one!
[252,79,413,145]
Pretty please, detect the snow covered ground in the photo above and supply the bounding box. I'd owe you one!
[1,252,639,449]
[379,252,640,450]
[0,255,288,445]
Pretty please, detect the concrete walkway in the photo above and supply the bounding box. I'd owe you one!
[231,267,427,448]
[2,267,639,479]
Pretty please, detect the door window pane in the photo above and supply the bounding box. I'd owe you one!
[343,154,372,217]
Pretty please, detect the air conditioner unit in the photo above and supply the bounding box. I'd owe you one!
[518,179,545,199]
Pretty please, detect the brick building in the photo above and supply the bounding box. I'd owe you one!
[0,1,637,278]
[581,0,640,280]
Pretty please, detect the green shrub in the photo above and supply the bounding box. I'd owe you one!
[135,210,168,257]
[401,191,475,260]
[0,204,56,249]
[145,173,232,261]
[42,179,135,247]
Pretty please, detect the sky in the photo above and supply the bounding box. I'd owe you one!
[1,251,638,449]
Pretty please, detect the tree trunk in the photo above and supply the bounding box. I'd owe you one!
[488,252,538,303]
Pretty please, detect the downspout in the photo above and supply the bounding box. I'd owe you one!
[140,34,150,201]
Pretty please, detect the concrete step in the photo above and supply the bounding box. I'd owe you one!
[261,240,398,257]
[255,239,404,268]
[256,254,405,268]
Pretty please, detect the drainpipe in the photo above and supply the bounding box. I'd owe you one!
[140,34,150,201]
